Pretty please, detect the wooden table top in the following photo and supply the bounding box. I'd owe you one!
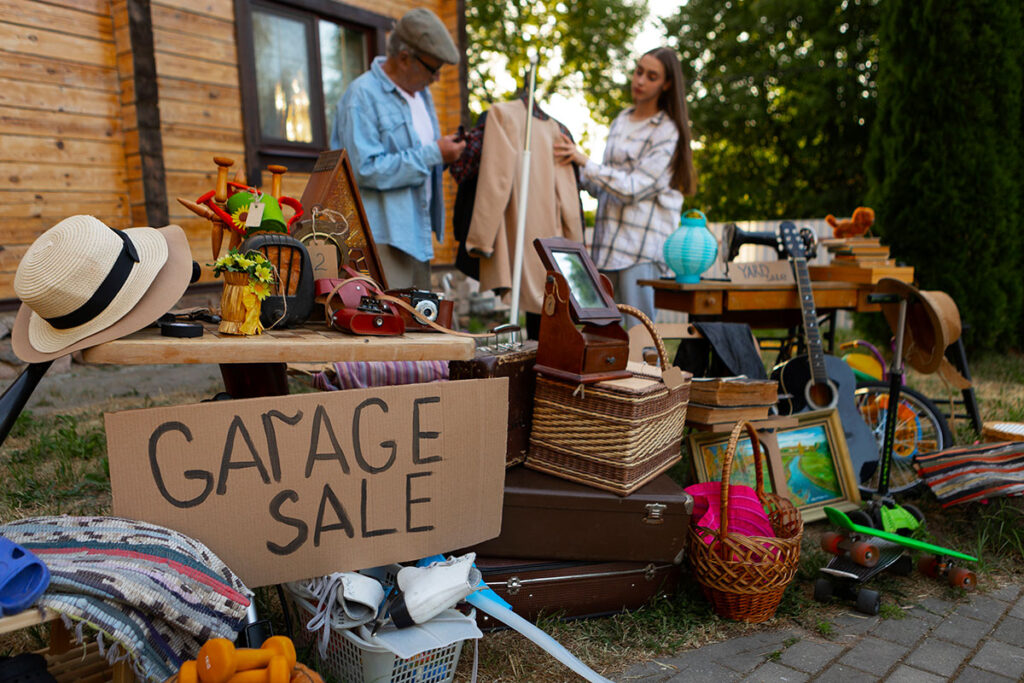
[639,277,881,321]
[80,323,477,365]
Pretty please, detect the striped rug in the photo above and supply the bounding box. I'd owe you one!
[915,442,1024,507]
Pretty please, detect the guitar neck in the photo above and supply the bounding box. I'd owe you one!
[792,257,828,383]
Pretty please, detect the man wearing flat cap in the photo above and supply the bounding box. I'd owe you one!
[330,8,465,289]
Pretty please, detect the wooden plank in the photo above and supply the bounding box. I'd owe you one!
[0,162,127,192]
[0,107,117,143]
[0,134,125,166]
[154,48,238,85]
[0,608,58,635]
[0,0,113,41]
[156,76,241,109]
[161,123,244,151]
[46,0,110,15]
[81,324,477,364]
[153,26,237,64]
[154,0,233,22]
[0,80,120,118]
[0,208,131,244]
[0,21,114,67]
[151,3,233,38]
[0,52,117,92]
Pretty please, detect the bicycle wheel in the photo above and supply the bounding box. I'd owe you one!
[854,381,953,495]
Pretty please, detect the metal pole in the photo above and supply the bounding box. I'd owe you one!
[508,60,538,325]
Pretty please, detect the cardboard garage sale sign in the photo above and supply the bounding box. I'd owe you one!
[106,378,508,587]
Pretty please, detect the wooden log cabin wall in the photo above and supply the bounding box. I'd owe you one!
[0,0,462,302]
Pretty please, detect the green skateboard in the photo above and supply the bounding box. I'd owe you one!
[824,507,978,590]
[816,536,912,615]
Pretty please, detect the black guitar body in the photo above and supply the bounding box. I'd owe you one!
[772,353,879,484]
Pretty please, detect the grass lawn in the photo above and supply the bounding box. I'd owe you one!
[1,351,1023,682]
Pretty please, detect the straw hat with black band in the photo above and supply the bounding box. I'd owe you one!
[12,215,194,363]
[874,277,971,389]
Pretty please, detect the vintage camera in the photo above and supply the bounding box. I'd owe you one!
[387,288,454,331]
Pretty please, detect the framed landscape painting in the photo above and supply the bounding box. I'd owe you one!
[689,429,777,493]
[770,409,861,522]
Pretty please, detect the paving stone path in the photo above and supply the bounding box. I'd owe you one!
[618,584,1024,682]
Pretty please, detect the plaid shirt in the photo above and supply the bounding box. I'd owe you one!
[584,108,684,271]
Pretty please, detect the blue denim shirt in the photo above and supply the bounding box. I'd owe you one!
[330,57,445,262]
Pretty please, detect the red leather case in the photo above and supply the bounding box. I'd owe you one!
[330,305,404,336]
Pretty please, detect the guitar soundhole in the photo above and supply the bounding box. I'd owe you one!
[807,381,837,410]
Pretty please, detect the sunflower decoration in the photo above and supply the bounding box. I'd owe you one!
[210,249,278,335]
[230,205,250,233]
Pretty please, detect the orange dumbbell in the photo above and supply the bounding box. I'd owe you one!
[196,637,297,683]
[225,655,291,683]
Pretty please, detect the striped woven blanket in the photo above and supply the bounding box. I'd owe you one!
[915,442,1024,507]
[312,360,449,391]
[0,516,252,682]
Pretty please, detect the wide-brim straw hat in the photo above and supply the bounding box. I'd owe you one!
[12,217,193,363]
[875,277,962,374]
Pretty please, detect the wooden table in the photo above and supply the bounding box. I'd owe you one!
[81,324,477,397]
[638,278,881,328]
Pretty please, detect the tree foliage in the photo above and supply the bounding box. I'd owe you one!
[662,0,881,222]
[464,0,646,124]
[866,0,1023,351]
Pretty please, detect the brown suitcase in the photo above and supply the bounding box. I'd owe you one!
[468,467,693,563]
[475,557,681,626]
[448,340,537,466]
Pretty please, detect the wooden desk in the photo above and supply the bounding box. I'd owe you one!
[638,278,880,328]
[81,324,476,398]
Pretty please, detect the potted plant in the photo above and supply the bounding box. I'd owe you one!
[211,249,276,335]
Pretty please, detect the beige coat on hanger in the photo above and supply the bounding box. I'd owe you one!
[465,100,585,315]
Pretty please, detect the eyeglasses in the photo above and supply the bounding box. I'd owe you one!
[411,52,441,76]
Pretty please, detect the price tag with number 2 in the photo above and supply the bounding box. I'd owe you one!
[306,240,339,280]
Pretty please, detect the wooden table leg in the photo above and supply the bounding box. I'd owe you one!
[219,363,289,398]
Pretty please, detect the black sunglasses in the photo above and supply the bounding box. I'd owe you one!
[411,52,441,76]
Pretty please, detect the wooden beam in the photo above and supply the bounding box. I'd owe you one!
[127,0,169,227]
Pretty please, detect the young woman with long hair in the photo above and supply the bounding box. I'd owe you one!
[554,47,697,324]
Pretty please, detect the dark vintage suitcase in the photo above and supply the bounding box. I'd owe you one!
[475,557,681,626]
[448,340,537,467]
[467,467,693,563]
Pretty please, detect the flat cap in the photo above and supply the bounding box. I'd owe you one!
[394,8,460,65]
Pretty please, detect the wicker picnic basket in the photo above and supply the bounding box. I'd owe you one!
[526,305,690,495]
[687,421,803,623]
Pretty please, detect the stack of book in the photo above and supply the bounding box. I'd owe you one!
[686,377,779,425]
[809,237,914,284]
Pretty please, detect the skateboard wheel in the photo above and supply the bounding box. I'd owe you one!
[821,531,844,555]
[851,541,880,568]
[856,588,880,616]
[813,578,833,603]
[949,567,976,591]
[918,555,940,578]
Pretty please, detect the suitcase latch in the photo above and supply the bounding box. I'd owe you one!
[643,503,667,524]
[506,576,522,595]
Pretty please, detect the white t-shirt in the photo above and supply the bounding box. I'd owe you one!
[397,88,435,208]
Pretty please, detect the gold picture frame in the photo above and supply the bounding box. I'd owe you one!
[763,409,862,522]
[687,409,861,522]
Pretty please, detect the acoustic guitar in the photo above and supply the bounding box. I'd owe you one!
[770,221,878,483]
